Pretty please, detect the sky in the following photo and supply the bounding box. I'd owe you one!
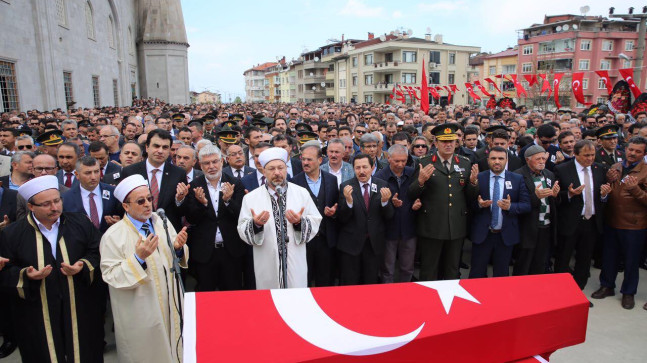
[181,0,638,101]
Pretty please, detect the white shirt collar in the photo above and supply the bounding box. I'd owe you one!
[146,159,165,174]
[80,184,101,198]
[33,215,61,232]
[574,158,588,172]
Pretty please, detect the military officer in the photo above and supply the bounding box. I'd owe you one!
[595,125,624,170]
[409,123,479,281]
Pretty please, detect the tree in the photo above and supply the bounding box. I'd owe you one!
[233,96,242,104]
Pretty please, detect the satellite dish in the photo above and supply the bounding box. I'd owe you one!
[580,5,590,15]
[314,57,320,62]
[379,35,386,41]
[321,82,326,88]
[309,72,314,76]
[407,29,413,36]
[312,86,316,90]
[563,24,570,31]
[556,25,563,32]
[572,24,579,30]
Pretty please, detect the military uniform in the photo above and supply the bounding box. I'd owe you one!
[409,123,478,281]
[595,125,624,170]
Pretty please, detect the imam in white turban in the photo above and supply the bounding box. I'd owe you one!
[114,174,149,203]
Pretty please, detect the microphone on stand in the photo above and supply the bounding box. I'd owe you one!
[156,208,167,221]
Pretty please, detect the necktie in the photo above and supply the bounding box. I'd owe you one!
[100,168,104,179]
[236,170,242,179]
[491,176,501,228]
[261,176,266,185]
[583,167,593,219]
[363,183,370,210]
[88,192,100,229]
[141,222,152,237]
[65,172,73,188]
[150,169,160,210]
[444,161,451,173]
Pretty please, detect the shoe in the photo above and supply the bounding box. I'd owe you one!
[618,261,625,273]
[643,301,647,311]
[589,301,594,308]
[621,294,635,310]
[639,261,647,270]
[460,261,470,269]
[591,286,615,299]
[0,340,17,358]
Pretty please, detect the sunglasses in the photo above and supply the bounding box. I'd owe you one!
[413,144,428,148]
[17,145,33,150]
[128,195,154,206]
[356,130,366,134]
[540,139,556,145]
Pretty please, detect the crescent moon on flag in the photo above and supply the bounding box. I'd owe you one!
[271,288,424,356]
[573,80,580,89]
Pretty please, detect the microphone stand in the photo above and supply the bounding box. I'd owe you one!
[159,212,185,325]
[276,187,289,289]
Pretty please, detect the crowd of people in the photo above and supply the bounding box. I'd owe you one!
[0,98,646,362]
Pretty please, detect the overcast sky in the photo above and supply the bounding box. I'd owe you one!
[181,0,637,101]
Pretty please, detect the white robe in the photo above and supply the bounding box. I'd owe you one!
[100,213,188,363]
[237,182,321,289]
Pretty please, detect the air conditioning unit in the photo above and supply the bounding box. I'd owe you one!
[429,62,437,68]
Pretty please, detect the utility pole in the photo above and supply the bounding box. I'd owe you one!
[610,7,647,88]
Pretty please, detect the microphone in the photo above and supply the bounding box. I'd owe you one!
[275,186,284,197]
[156,208,167,220]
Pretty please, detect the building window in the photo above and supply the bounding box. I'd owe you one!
[582,78,588,90]
[522,63,532,73]
[598,79,607,89]
[352,57,358,67]
[339,79,346,88]
[623,60,632,68]
[0,61,20,112]
[364,74,373,85]
[600,60,611,70]
[489,66,496,75]
[108,16,115,48]
[364,94,373,103]
[502,65,516,74]
[401,73,416,84]
[429,51,441,64]
[539,42,555,54]
[578,59,590,70]
[402,51,417,63]
[579,39,591,51]
[596,97,606,104]
[352,75,357,86]
[448,52,456,65]
[55,0,67,27]
[602,40,613,51]
[429,72,440,84]
[63,71,74,107]
[364,54,373,66]
[522,45,533,55]
[85,2,95,39]
[92,76,100,107]
[113,79,119,106]
[625,40,635,51]
[448,73,455,84]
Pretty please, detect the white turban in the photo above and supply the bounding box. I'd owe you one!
[18,175,58,201]
[114,174,148,203]
[258,147,288,168]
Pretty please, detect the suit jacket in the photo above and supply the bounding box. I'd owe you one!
[101,161,123,185]
[120,160,186,230]
[62,183,122,233]
[289,156,303,179]
[320,161,354,185]
[0,175,10,189]
[291,170,339,248]
[477,150,523,173]
[513,165,558,248]
[553,159,607,235]
[374,166,417,240]
[222,165,256,179]
[56,169,80,188]
[183,173,248,263]
[337,177,394,256]
[241,170,263,192]
[470,170,531,246]
[0,187,18,222]
[187,168,204,183]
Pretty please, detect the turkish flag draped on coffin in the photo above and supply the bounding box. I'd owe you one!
[184,274,588,363]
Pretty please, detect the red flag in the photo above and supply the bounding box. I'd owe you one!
[449,84,459,93]
[474,80,492,97]
[396,85,406,103]
[571,72,591,106]
[509,74,528,98]
[411,86,421,101]
[464,82,482,101]
[618,68,642,98]
[523,75,538,87]
[429,87,440,100]
[485,78,502,95]
[538,74,552,98]
[442,86,453,104]
[594,70,613,96]
[553,73,564,109]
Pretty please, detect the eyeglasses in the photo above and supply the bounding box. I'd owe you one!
[31,198,62,208]
[540,139,556,145]
[413,144,428,148]
[100,134,117,139]
[127,195,154,206]
[356,130,366,134]
[34,166,56,173]
[17,145,33,150]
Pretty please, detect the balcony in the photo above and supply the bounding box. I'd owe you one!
[372,82,395,93]
[304,74,326,82]
[303,60,329,70]
[370,61,417,73]
[303,89,326,97]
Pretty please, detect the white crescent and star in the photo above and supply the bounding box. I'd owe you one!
[270,280,479,356]
[573,80,580,90]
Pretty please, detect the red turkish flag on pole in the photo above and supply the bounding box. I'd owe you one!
[429,87,440,100]
[509,74,528,98]
[396,85,407,103]
[619,68,643,98]
[474,80,492,97]
[464,83,482,101]
[411,86,421,101]
[571,72,591,106]
[538,74,551,98]
[449,84,459,93]
[553,73,565,109]
[420,59,430,113]
[523,75,538,87]
[485,78,502,95]
[594,70,613,95]
[443,86,453,104]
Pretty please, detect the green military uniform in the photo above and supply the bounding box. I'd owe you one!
[594,125,624,169]
[409,123,478,281]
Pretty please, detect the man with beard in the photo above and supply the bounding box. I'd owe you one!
[237,147,322,289]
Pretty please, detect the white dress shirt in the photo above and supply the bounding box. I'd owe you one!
[33,215,61,258]
[574,159,595,216]
[327,163,343,187]
[256,170,265,187]
[80,185,104,221]
[205,181,224,244]
[186,168,195,184]
[146,159,165,190]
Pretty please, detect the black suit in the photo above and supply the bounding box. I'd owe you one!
[222,165,256,180]
[120,160,186,231]
[0,175,9,189]
[288,157,303,179]
[337,177,394,285]
[101,161,123,185]
[292,170,339,287]
[0,187,16,346]
[553,159,607,289]
[183,173,248,291]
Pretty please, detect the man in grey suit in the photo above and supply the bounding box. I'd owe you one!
[320,138,354,187]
